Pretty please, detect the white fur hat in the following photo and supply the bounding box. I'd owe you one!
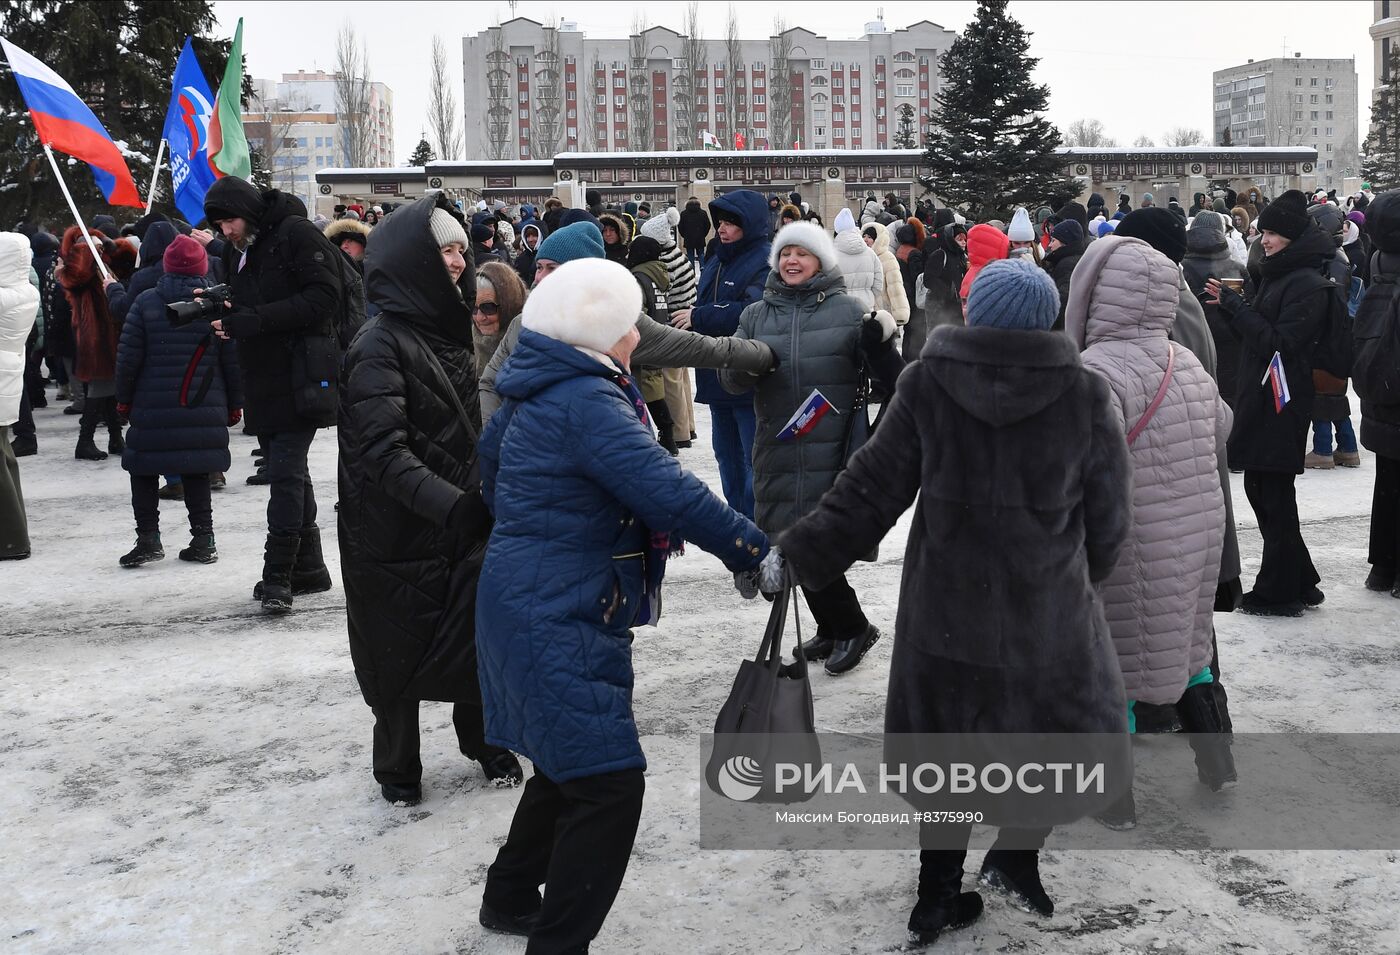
[640,206,680,248]
[768,220,839,273]
[522,258,641,354]
[834,207,857,234]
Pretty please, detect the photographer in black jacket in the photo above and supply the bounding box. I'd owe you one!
[203,176,340,614]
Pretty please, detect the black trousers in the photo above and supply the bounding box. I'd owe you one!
[1370,453,1400,574]
[371,698,498,786]
[484,768,646,955]
[801,573,870,638]
[1242,470,1319,603]
[12,389,34,441]
[262,429,317,537]
[131,473,212,534]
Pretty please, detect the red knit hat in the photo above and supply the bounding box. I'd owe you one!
[163,234,207,277]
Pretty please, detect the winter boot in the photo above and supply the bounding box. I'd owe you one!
[646,400,680,455]
[979,849,1054,917]
[1334,449,1361,468]
[210,472,227,490]
[10,434,36,457]
[1176,683,1237,792]
[120,532,164,568]
[1300,585,1325,608]
[1365,566,1396,592]
[825,624,881,676]
[1094,787,1137,831]
[479,902,540,938]
[908,850,983,946]
[158,481,184,500]
[797,627,836,662]
[253,526,333,599]
[1238,590,1305,617]
[178,530,218,564]
[380,782,422,806]
[75,404,107,461]
[1303,451,1335,470]
[246,466,270,486]
[259,534,301,614]
[479,750,525,788]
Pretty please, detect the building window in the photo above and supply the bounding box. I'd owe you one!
[519,91,528,103]
[1326,94,1333,103]
[1326,110,1334,119]
[1327,127,1334,136]
[716,94,725,105]
[1311,110,1319,119]
[812,58,824,69]
[895,84,914,97]
[1326,143,1333,151]
[1310,94,1318,103]
[852,94,860,105]
[754,94,765,104]
[877,123,886,133]
[1295,77,1303,86]
[1326,77,1335,88]
[1295,110,1303,119]
[894,51,915,62]
[567,125,577,137]
[875,55,885,65]
[567,108,577,119]
[894,68,915,79]
[519,108,529,119]
[566,89,576,101]
[615,129,626,141]
[814,109,826,121]
[833,94,844,105]
[672,58,687,70]
[614,94,625,107]
[1309,77,1318,86]
[614,77,626,89]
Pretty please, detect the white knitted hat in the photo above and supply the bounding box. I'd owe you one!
[768,220,839,273]
[522,258,641,354]
[640,206,681,248]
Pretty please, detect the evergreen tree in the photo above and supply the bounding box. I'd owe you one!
[407,138,437,167]
[893,104,917,149]
[0,0,234,227]
[1362,46,1400,190]
[248,148,273,192]
[919,0,1079,220]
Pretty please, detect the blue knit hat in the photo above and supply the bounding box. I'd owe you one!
[535,220,605,265]
[965,259,1060,331]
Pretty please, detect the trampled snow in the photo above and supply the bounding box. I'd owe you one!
[4,397,1400,953]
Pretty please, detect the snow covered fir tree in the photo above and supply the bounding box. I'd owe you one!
[1363,45,1400,191]
[919,0,1079,220]
[407,137,437,167]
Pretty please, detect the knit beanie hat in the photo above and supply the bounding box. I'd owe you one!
[1035,206,1055,224]
[1141,192,1154,206]
[1097,220,1118,238]
[1051,219,1084,246]
[965,259,1060,331]
[469,222,495,246]
[1346,210,1367,227]
[1007,208,1036,242]
[640,206,680,248]
[1114,208,1187,264]
[429,208,469,249]
[535,220,606,265]
[626,235,662,268]
[834,207,858,234]
[895,224,917,247]
[768,220,839,273]
[522,258,641,354]
[162,234,207,277]
[1256,189,1311,241]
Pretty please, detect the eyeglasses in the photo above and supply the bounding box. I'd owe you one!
[472,302,499,317]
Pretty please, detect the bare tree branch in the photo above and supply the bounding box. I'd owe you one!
[1162,126,1204,147]
[679,1,706,149]
[724,5,744,148]
[334,23,375,167]
[768,17,792,149]
[629,14,653,151]
[428,35,462,161]
[484,21,511,160]
[1063,118,1117,148]
[531,22,563,158]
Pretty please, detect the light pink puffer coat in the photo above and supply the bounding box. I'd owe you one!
[1065,235,1231,705]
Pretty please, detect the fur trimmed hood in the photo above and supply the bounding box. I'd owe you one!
[325,218,371,247]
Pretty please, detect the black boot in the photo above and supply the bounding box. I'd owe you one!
[479,902,540,937]
[909,849,983,946]
[380,782,422,806]
[254,525,334,599]
[104,397,125,454]
[75,403,107,461]
[1094,787,1137,830]
[979,849,1053,917]
[259,534,301,614]
[1365,566,1396,592]
[120,531,164,567]
[478,750,525,788]
[797,627,835,662]
[647,400,679,455]
[10,434,36,457]
[824,624,880,676]
[1176,682,1238,792]
[179,529,218,564]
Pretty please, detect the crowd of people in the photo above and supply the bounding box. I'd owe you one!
[3,172,1399,953]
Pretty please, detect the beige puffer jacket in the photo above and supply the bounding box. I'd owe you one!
[1065,235,1231,706]
[866,221,910,325]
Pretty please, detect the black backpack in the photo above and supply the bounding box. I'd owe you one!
[1310,260,1355,380]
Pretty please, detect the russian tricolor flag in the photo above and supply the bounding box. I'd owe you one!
[1261,350,1291,414]
[1,36,143,207]
[777,388,839,442]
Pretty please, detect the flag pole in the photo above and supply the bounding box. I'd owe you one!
[43,143,113,284]
[145,138,167,214]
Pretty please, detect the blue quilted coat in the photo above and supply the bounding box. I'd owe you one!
[114,273,243,476]
[690,189,772,405]
[476,328,768,782]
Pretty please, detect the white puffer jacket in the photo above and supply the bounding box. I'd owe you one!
[866,221,910,325]
[0,233,39,427]
[1065,235,1231,706]
[832,228,883,312]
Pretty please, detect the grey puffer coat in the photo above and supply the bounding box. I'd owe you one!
[720,267,865,534]
[1066,236,1230,705]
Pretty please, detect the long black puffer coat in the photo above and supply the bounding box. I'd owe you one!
[720,267,902,534]
[114,273,243,476]
[338,194,488,708]
[912,223,966,359]
[1220,225,1338,474]
[206,179,341,435]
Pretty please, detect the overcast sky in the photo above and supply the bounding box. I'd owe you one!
[213,0,1376,161]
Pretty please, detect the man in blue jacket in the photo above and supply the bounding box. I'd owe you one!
[670,189,772,518]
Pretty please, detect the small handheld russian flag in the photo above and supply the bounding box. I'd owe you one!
[1261,350,1291,414]
[776,389,838,442]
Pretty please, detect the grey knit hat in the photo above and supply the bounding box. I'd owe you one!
[429,207,469,249]
[965,259,1060,331]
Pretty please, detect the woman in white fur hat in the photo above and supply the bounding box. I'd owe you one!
[721,220,904,676]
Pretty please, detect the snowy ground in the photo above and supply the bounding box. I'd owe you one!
[5,392,1400,954]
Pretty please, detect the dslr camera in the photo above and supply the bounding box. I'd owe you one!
[167,284,232,327]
